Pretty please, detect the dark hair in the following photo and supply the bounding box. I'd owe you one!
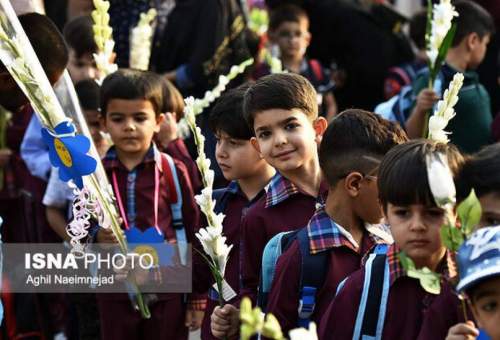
[410,11,427,50]
[75,79,100,111]
[100,69,164,116]
[452,1,495,47]
[378,139,464,209]
[269,4,309,31]
[162,79,185,122]
[457,143,500,200]
[5,13,69,80]
[319,109,408,186]
[209,83,253,140]
[243,73,317,129]
[63,15,98,58]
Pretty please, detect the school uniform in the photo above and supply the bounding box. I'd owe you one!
[240,172,328,303]
[266,207,392,334]
[193,181,265,340]
[319,244,449,340]
[98,144,202,340]
[417,281,474,340]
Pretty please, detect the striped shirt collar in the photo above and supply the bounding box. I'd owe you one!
[307,206,392,255]
[264,172,300,208]
[103,143,162,171]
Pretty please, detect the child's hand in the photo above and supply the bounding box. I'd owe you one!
[158,112,178,148]
[446,321,479,340]
[96,227,119,243]
[211,304,239,339]
[185,310,204,331]
[415,89,439,113]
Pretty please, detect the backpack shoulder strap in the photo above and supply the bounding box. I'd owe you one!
[161,153,188,264]
[297,227,329,328]
[353,244,390,340]
[258,230,300,310]
[309,59,324,82]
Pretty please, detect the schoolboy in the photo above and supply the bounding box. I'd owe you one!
[445,226,500,340]
[319,140,465,339]
[96,69,202,340]
[405,1,495,153]
[210,73,328,339]
[195,84,275,340]
[63,15,100,83]
[255,5,337,120]
[266,109,407,334]
[155,79,202,193]
[418,142,500,339]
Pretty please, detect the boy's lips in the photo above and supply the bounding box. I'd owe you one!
[273,149,295,159]
[218,163,231,171]
[407,239,430,247]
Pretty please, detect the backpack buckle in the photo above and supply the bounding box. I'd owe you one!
[298,286,316,319]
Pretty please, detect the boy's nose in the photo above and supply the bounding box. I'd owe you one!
[409,214,426,232]
[124,120,136,131]
[273,131,287,146]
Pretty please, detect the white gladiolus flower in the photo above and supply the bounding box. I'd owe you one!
[428,72,463,143]
[91,0,117,82]
[129,9,156,71]
[426,152,456,208]
[289,322,318,340]
[427,0,458,65]
[195,225,233,275]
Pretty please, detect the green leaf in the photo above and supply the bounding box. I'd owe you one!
[398,251,415,271]
[440,225,464,252]
[407,266,442,294]
[457,189,482,236]
[430,23,457,84]
[425,0,433,52]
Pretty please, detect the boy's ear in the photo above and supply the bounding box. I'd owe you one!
[466,32,480,51]
[344,172,363,197]
[250,136,261,153]
[154,113,165,133]
[313,117,328,144]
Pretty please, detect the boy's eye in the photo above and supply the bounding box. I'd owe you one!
[393,209,409,217]
[258,131,271,139]
[110,116,123,123]
[134,116,147,122]
[284,123,299,131]
[427,209,445,218]
[481,300,498,313]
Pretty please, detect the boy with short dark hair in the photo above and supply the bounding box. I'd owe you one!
[319,139,465,339]
[210,73,328,339]
[406,1,495,153]
[63,15,99,83]
[195,84,275,339]
[417,142,500,339]
[254,4,337,119]
[445,226,500,340]
[265,109,407,333]
[96,69,202,340]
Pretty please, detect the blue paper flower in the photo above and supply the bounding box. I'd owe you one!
[41,121,97,189]
[125,227,173,266]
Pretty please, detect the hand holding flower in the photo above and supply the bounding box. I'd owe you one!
[211,304,240,339]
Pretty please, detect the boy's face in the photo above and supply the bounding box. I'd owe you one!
[469,33,490,70]
[215,131,267,181]
[102,99,163,156]
[470,277,500,340]
[251,109,325,174]
[67,50,99,83]
[386,203,447,269]
[83,109,103,146]
[478,192,500,228]
[272,19,310,60]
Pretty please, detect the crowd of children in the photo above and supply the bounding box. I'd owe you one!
[0,0,499,340]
